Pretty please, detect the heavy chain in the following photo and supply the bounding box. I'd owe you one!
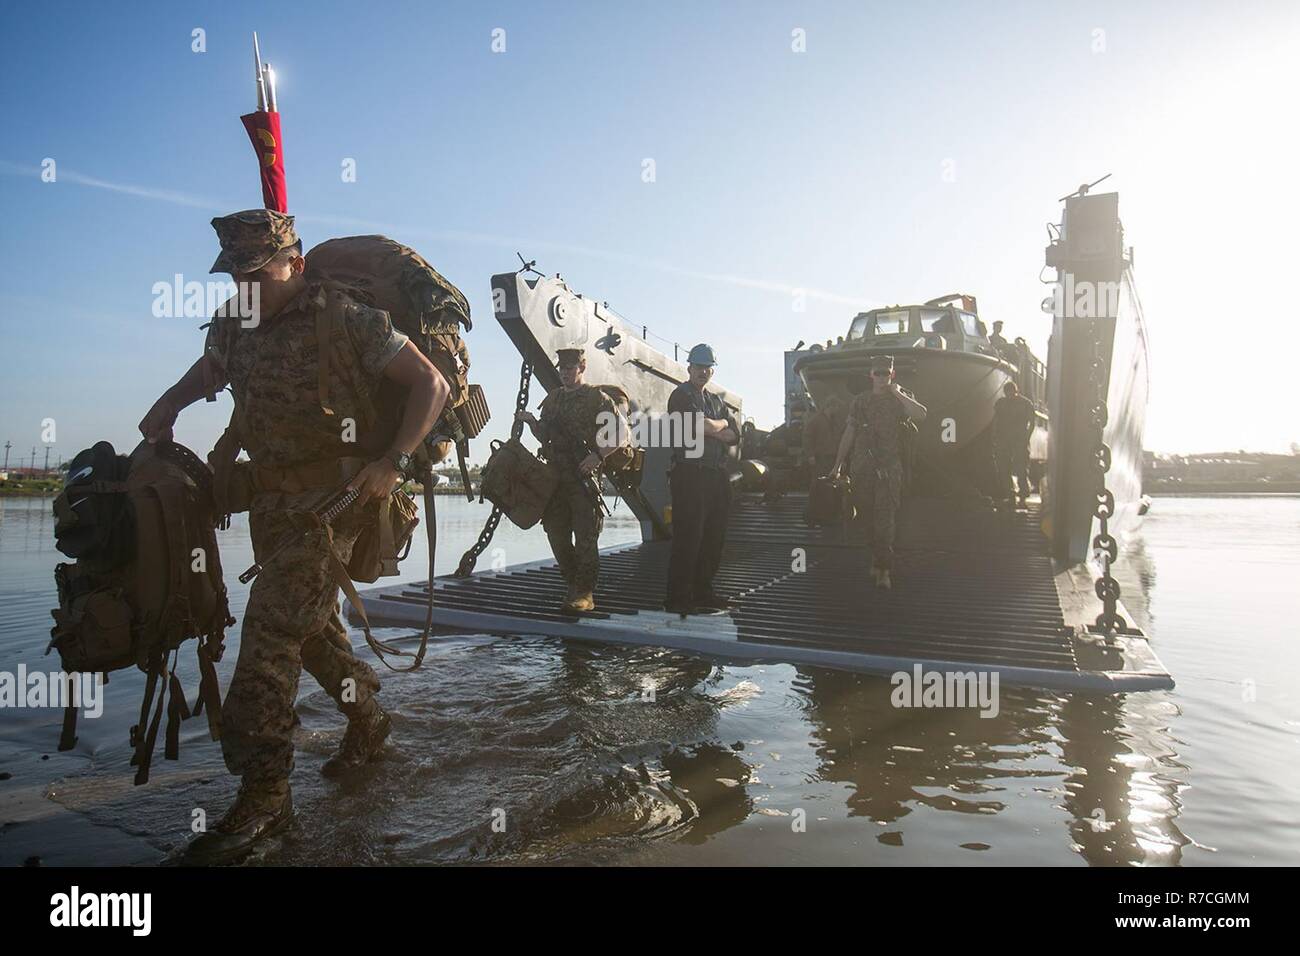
[453,358,533,577]
[1086,322,1127,636]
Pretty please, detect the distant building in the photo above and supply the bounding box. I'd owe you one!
[1147,451,1300,483]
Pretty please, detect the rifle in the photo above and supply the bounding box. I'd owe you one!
[237,475,434,672]
[579,461,612,517]
[238,482,359,584]
[575,428,616,517]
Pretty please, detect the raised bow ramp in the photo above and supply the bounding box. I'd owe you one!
[349,493,1172,694]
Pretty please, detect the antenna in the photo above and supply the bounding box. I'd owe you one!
[515,252,543,277]
[253,32,267,111]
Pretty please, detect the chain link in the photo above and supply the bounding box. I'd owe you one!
[453,358,533,577]
[1087,323,1128,635]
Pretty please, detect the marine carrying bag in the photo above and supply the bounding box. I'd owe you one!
[478,438,559,530]
[49,440,232,785]
[804,474,851,529]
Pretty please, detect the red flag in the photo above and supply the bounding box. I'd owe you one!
[240,110,287,212]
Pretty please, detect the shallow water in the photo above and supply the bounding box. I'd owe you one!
[1,494,1297,866]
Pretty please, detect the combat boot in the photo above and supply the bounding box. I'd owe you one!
[693,590,730,611]
[322,703,392,778]
[564,591,595,613]
[184,780,293,866]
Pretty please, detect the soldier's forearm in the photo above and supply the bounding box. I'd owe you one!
[834,426,855,468]
[390,366,450,458]
[164,356,225,411]
[899,393,927,422]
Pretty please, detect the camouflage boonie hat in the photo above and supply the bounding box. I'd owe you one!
[556,347,585,367]
[209,209,299,274]
[869,354,895,371]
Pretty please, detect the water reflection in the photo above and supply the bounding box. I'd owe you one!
[6,495,1280,865]
[787,506,1191,865]
[1058,691,1189,865]
[800,669,1056,824]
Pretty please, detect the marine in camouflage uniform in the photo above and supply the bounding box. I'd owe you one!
[833,355,927,588]
[205,276,401,789]
[518,348,621,612]
[138,209,447,863]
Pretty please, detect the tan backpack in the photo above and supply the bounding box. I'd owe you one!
[478,438,560,530]
[50,440,231,785]
[304,235,488,471]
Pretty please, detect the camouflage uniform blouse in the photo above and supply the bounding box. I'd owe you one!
[846,391,906,467]
[537,385,618,480]
[204,282,408,471]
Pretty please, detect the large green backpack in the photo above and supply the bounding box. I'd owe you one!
[304,235,488,469]
[50,440,232,784]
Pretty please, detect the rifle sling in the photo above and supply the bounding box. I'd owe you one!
[323,524,428,673]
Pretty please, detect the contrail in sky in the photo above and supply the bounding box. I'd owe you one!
[0,160,877,308]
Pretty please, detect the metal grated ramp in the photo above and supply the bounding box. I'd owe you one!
[352,494,1173,692]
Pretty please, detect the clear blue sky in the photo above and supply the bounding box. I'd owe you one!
[2,0,1297,471]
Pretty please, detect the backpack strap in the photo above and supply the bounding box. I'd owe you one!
[164,669,192,762]
[132,483,191,782]
[194,636,224,741]
[316,309,336,417]
[314,290,386,439]
[201,346,221,403]
[153,483,191,635]
[130,660,168,786]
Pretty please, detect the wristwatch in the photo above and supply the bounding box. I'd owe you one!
[385,449,413,475]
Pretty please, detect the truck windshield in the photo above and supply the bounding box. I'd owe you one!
[919,309,951,333]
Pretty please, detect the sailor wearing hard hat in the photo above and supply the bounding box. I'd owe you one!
[664,343,739,615]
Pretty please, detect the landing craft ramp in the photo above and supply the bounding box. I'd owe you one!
[350,494,1173,693]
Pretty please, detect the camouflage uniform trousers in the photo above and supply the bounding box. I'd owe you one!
[993,440,1031,501]
[222,506,382,787]
[850,455,903,571]
[541,479,603,594]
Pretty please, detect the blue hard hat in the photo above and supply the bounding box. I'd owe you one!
[687,343,717,366]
